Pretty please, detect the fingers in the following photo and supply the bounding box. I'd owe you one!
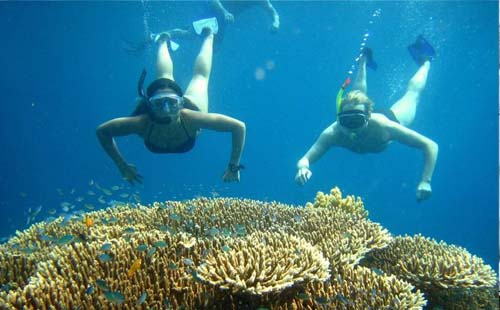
[222,171,240,183]
[295,174,303,185]
[416,190,431,202]
[125,174,143,186]
[296,174,306,186]
[295,170,311,186]
[135,174,144,184]
[302,175,309,185]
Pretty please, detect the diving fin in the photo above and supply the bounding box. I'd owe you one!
[361,47,377,71]
[193,17,218,35]
[407,35,435,65]
[150,32,180,52]
[170,40,180,52]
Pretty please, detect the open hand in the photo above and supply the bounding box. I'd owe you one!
[222,169,240,183]
[416,181,432,202]
[224,12,234,23]
[295,167,312,186]
[270,20,280,32]
[119,163,143,185]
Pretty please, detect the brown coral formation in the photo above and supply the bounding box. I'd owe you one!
[294,266,426,310]
[305,187,368,219]
[0,187,496,310]
[196,231,330,295]
[365,234,497,290]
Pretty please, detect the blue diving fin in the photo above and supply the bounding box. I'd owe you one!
[407,35,436,65]
[193,17,219,35]
[361,47,378,71]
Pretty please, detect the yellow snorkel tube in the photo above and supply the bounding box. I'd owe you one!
[336,76,352,114]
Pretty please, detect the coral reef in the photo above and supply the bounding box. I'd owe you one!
[364,234,497,290]
[0,187,496,309]
[196,231,330,295]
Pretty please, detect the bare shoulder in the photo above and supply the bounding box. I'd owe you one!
[370,113,404,133]
[321,122,340,143]
[122,114,149,131]
[370,112,392,126]
[373,114,431,145]
[183,110,236,125]
[181,109,208,126]
[98,114,149,136]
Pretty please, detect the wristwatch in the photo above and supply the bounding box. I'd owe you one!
[228,163,245,172]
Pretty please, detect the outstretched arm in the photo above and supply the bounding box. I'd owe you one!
[187,111,246,182]
[96,117,145,184]
[295,124,336,185]
[388,123,438,201]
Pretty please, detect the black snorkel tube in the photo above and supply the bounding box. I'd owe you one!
[130,69,149,117]
[137,68,147,98]
[135,68,174,125]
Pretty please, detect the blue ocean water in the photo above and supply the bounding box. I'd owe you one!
[0,1,497,274]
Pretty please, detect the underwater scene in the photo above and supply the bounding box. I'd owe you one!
[0,1,498,309]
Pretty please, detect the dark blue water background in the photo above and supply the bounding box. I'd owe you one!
[0,1,498,272]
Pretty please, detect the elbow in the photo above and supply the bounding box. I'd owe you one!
[235,120,246,136]
[427,140,438,157]
[95,124,105,138]
[96,123,110,142]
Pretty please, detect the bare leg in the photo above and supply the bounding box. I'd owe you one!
[390,61,430,126]
[352,57,367,94]
[183,34,214,113]
[156,41,174,80]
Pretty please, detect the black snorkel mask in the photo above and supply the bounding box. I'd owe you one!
[137,69,184,124]
[335,77,369,130]
[338,110,368,129]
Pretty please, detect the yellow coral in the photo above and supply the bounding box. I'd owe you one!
[306,187,368,219]
[365,234,497,290]
[196,231,330,295]
[0,190,495,310]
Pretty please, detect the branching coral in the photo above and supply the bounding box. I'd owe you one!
[305,187,368,219]
[365,234,497,290]
[295,265,427,310]
[196,231,330,295]
[0,187,496,310]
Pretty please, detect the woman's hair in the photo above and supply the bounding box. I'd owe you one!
[340,90,374,114]
[131,96,149,116]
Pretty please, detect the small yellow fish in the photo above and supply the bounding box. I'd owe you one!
[127,258,142,278]
[84,217,94,228]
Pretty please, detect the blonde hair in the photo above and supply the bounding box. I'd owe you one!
[340,90,374,114]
